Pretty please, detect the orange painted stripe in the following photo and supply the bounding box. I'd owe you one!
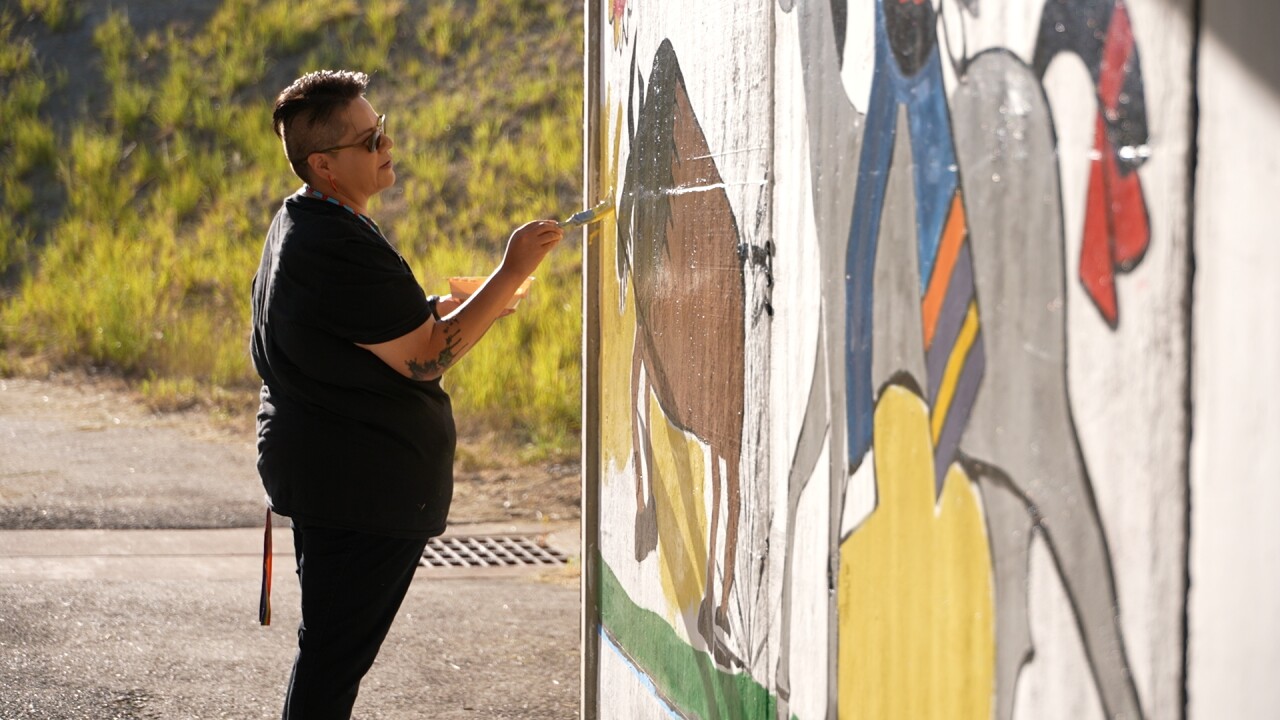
[922,194,967,348]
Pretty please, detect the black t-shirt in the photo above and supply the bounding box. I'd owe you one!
[250,192,455,538]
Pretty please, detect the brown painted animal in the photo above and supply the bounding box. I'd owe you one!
[617,39,746,642]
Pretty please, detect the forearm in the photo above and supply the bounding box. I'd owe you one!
[404,269,525,380]
[357,219,561,381]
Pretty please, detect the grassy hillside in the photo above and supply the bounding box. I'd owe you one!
[0,0,584,456]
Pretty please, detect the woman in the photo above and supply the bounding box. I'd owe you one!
[250,69,562,719]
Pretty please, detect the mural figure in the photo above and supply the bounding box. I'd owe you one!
[618,39,748,652]
[846,0,986,493]
[774,0,864,713]
[778,0,1152,718]
[952,0,1152,716]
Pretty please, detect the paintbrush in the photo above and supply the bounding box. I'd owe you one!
[558,199,615,229]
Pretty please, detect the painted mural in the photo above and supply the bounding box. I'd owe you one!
[587,1,1187,719]
[594,6,776,716]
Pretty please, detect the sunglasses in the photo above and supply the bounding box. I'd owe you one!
[314,114,386,155]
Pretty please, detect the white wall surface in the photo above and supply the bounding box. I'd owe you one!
[1189,1,1280,717]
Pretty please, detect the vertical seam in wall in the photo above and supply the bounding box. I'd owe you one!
[580,0,603,717]
[1180,0,1202,717]
[766,0,778,692]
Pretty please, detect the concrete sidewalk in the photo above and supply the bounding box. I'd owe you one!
[0,375,583,718]
[0,523,582,719]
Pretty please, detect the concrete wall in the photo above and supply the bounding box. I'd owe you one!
[1187,0,1280,718]
[582,1,1273,718]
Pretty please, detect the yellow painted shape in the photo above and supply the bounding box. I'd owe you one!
[931,300,981,444]
[838,385,995,719]
[648,391,710,617]
[598,98,637,481]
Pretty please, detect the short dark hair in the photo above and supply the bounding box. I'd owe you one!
[272,70,370,181]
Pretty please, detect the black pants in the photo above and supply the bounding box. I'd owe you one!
[282,521,429,720]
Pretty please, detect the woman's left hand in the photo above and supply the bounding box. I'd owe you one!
[436,294,463,317]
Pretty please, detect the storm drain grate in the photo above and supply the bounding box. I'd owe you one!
[420,535,567,569]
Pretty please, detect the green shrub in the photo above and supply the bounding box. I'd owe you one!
[0,0,584,456]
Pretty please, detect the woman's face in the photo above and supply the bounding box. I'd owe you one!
[318,97,395,202]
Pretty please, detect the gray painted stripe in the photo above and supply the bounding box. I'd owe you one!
[933,333,986,493]
[925,244,977,402]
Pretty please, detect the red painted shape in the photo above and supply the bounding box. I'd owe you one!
[1082,117,1119,326]
[1107,147,1149,270]
[1081,114,1150,327]
[1079,0,1149,327]
[1098,2,1132,107]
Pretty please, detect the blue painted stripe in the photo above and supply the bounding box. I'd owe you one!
[600,628,685,720]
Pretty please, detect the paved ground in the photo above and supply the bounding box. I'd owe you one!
[0,377,581,719]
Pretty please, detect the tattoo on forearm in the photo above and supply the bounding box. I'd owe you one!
[405,322,470,380]
[406,358,442,379]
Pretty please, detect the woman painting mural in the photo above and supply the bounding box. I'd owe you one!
[250,70,562,718]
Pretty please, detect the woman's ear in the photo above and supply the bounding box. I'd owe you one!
[306,152,331,180]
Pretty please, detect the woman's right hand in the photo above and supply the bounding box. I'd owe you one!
[498,220,563,279]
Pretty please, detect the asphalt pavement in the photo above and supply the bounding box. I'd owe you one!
[0,377,582,719]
